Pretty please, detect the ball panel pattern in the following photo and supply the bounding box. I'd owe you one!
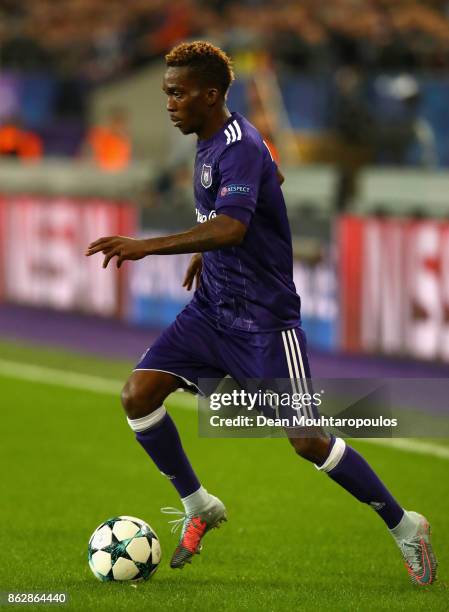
[89,524,112,550]
[112,520,140,541]
[112,557,140,581]
[126,537,151,564]
[151,538,162,564]
[90,550,112,576]
[88,516,161,582]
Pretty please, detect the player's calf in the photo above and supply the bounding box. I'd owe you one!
[124,370,216,547]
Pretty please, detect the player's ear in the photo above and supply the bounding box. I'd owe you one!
[205,87,220,106]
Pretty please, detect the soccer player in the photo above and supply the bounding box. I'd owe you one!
[86,41,437,584]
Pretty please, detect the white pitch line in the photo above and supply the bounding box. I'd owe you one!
[0,358,123,395]
[358,437,449,460]
[1,358,449,461]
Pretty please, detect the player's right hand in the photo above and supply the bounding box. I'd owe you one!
[182,253,202,291]
[85,235,148,268]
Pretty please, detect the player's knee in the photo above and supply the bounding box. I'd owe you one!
[290,436,328,463]
[120,380,159,420]
[120,381,137,418]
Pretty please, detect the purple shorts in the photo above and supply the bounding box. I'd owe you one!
[135,305,316,419]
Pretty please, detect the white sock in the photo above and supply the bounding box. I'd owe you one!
[181,486,213,515]
[390,510,419,542]
[127,406,166,432]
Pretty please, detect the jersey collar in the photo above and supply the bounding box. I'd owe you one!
[197,112,241,150]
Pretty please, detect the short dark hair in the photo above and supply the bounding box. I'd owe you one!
[165,41,235,96]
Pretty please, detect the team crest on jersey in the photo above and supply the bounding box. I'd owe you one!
[201,163,213,188]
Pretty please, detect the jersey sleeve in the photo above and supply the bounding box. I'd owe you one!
[215,139,263,226]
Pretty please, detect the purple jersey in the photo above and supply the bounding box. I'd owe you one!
[190,112,301,333]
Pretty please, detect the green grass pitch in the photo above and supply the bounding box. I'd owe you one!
[0,340,448,611]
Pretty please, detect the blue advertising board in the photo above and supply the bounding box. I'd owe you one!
[127,235,337,351]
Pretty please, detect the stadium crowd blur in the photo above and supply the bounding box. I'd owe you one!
[2,0,449,76]
[1,0,449,183]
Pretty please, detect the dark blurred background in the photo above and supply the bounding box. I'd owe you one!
[2,0,449,164]
[1,0,449,373]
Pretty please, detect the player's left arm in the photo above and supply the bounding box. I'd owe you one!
[85,214,247,269]
[276,166,284,185]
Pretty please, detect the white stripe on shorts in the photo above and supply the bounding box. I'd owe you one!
[281,330,303,419]
[282,329,312,419]
[281,330,297,392]
[289,329,312,418]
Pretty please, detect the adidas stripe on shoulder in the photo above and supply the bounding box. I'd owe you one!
[224,119,242,145]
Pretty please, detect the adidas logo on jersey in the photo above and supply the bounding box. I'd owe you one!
[224,119,242,145]
[196,208,217,223]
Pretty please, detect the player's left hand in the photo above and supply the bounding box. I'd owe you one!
[183,253,202,291]
[85,236,148,268]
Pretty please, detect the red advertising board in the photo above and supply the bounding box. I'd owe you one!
[0,196,136,317]
[339,215,449,361]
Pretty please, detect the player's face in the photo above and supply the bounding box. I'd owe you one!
[163,67,213,136]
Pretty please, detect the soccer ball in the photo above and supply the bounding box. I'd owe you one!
[88,516,161,582]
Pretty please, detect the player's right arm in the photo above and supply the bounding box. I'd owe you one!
[85,213,247,268]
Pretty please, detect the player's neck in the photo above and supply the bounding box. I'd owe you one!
[197,107,232,141]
